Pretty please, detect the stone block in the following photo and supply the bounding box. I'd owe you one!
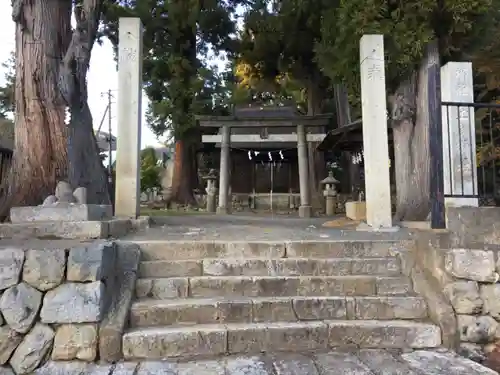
[444,281,483,314]
[10,323,54,375]
[292,297,347,320]
[117,243,141,272]
[480,284,500,320]
[445,249,497,282]
[0,248,24,291]
[314,352,375,375]
[137,241,286,261]
[67,242,116,282]
[122,326,227,360]
[272,354,320,375]
[135,278,188,299]
[0,327,22,364]
[139,260,202,278]
[252,298,295,323]
[402,349,498,375]
[286,240,398,258]
[177,360,226,375]
[0,221,109,240]
[0,367,14,375]
[298,276,377,297]
[458,315,498,343]
[227,322,329,354]
[99,271,137,362]
[52,324,98,361]
[327,320,441,348]
[446,206,500,248]
[202,259,272,277]
[353,297,428,320]
[226,357,273,375]
[376,277,413,295]
[32,361,112,375]
[22,249,66,291]
[0,283,42,334]
[41,282,105,323]
[136,362,177,375]
[10,203,112,223]
[345,201,366,221]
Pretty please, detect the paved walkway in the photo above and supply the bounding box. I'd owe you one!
[121,213,415,242]
[33,349,497,374]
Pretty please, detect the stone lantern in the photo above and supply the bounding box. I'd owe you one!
[321,171,339,216]
[203,169,218,212]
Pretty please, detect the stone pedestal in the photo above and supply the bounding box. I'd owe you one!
[441,62,478,207]
[298,205,312,218]
[11,204,112,223]
[217,125,231,215]
[359,34,393,230]
[345,201,366,221]
[203,170,217,213]
[325,196,336,216]
[297,124,311,218]
[321,172,339,217]
[115,18,143,218]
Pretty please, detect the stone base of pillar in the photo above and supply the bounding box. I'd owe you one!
[298,205,312,218]
[356,222,400,232]
[325,197,337,216]
[216,206,230,215]
[206,195,216,213]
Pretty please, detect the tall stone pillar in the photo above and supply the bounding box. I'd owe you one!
[115,17,143,218]
[217,125,231,214]
[358,34,393,230]
[297,124,312,217]
[441,62,478,207]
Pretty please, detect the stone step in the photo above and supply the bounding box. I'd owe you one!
[138,257,403,278]
[129,296,429,327]
[135,275,413,299]
[134,240,410,261]
[122,320,441,360]
[37,349,499,375]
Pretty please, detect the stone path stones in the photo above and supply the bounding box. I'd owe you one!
[29,349,498,375]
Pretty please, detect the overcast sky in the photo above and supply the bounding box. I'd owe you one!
[0,4,165,149]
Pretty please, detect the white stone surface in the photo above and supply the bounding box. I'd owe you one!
[441,62,478,207]
[115,17,143,218]
[359,35,392,229]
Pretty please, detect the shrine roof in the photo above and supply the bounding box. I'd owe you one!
[317,119,393,152]
[196,106,334,128]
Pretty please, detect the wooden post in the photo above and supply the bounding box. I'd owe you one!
[427,42,446,229]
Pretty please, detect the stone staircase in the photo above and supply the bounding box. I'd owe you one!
[121,240,442,360]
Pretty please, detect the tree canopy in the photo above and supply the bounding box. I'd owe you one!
[140,147,162,193]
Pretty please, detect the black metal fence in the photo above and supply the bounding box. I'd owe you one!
[441,101,500,206]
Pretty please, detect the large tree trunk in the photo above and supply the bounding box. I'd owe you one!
[59,0,110,205]
[168,0,198,206]
[1,0,71,216]
[170,138,198,205]
[391,42,438,221]
[306,81,326,211]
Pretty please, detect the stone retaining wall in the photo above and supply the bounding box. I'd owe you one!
[411,207,500,368]
[0,241,140,375]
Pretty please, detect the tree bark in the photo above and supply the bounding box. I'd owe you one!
[391,42,438,221]
[306,81,326,211]
[59,0,110,204]
[1,0,71,217]
[171,138,198,205]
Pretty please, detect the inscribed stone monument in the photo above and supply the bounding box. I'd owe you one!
[441,62,478,207]
[115,17,144,218]
[358,34,393,230]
